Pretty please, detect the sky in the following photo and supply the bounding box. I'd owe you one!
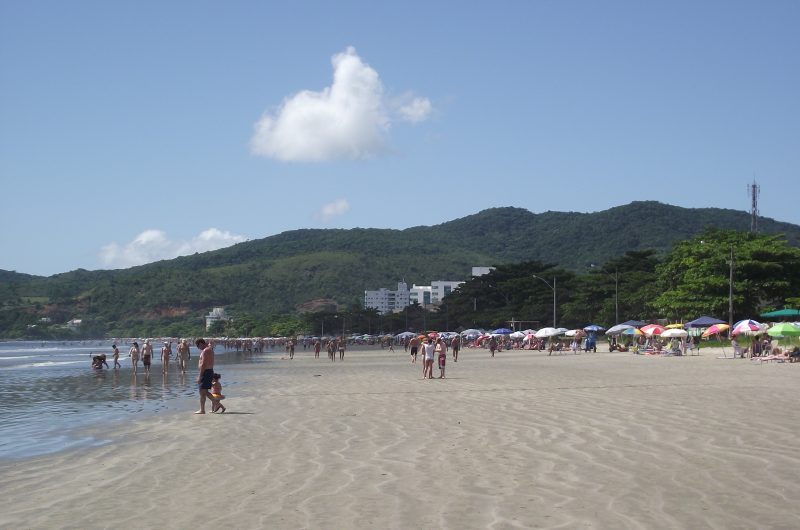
[1,0,798,276]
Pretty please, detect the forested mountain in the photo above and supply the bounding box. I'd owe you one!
[2,201,799,337]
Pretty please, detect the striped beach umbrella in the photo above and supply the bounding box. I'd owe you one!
[731,319,766,336]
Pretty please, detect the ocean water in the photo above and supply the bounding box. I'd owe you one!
[0,340,271,460]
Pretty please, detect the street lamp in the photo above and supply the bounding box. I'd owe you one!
[532,274,557,328]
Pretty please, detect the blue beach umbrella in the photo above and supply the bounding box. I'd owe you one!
[492,328,513,334]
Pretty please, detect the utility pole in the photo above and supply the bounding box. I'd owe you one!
[749,180,760,233]
[728,245,734,330]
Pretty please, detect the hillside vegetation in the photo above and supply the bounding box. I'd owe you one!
[1,201,798,338]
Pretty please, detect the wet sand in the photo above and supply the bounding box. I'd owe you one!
[1,347,798,529]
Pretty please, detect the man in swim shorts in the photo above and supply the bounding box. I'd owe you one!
[409,335,420,364]
[142,340,153,374]
[195,338,215,414]
[177,339,190,373]
[451,335,461,362]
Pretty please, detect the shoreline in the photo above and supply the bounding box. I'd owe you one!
[2,347,798,529]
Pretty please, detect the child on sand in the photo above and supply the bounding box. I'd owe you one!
[437,343,446,379]
[210,373,226,413]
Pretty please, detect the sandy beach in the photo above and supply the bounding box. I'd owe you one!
[1,346,798,529]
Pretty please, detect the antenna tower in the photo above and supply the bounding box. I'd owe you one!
[748,180,760,233]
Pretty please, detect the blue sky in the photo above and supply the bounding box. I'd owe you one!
[1,0,798,276]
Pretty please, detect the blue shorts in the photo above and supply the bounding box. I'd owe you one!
[199,369,214,390]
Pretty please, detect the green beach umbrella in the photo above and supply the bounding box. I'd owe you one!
[766,323,800,338]
[760,308,800,319]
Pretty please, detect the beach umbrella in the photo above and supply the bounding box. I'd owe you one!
[620,320,646,327]
[622,328,643,336]
[641,324,666,336]
[665,323,685,329]
[731,319,766,336]
[606,324,634,335]
[565,329,587,337]
[701,324,730,338]
[461,328,483,336]
[492,327,513,334]
[767,323,800,338]
[685,316,727,328]
[583,324,605,332]
[661,328,688,338]
[760,308,800,319]
[522,329,537,334]
[509,331,526,339]
[535,327,563,338]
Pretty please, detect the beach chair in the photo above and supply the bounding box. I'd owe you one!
[733,343,749,359]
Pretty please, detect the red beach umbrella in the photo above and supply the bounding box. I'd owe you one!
[640,324,666,336]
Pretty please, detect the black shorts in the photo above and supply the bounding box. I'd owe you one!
[199,369,214,390]
[143,355,151,366]
[410,346,418,355]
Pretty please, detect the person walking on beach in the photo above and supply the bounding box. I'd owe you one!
[421,338,435,379]
[177,339,190,373]
[338,337,346,360]
[314,339,321,359]
[161,342,171,373]
[195,338,215,414]
[129,342,140,373]
[489,336,497,358]
[288,339,295,360]
[409,335,420,363]
[451,334,461,362]
[141,340,154,375]
[112,344,121,369]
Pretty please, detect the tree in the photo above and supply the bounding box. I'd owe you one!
[559,250,660,326]
[654,229,800,320]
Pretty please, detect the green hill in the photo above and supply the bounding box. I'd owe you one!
[1,201,798,337]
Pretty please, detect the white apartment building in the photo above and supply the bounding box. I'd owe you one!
[366,274,473,313]
[364,282,410,314]
[205,307,231,330]
[410,280,464,308]
[472,266,495,277]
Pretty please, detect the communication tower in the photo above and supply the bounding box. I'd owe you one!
[748,180,760,233]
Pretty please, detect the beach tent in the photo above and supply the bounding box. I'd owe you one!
[685,316,727,328]
[760,308,800,319]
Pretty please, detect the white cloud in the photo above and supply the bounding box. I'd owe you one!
[314,199,350,223]
[99,228,247,269]
[250,46,432,162]
[397,96,433,123]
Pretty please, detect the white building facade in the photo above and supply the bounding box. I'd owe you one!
[366,273,475,312]
[205,307,231,330]
[364,282,410,314]
[471,266,495,277]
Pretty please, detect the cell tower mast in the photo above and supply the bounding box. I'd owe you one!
[748,180,760,233]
